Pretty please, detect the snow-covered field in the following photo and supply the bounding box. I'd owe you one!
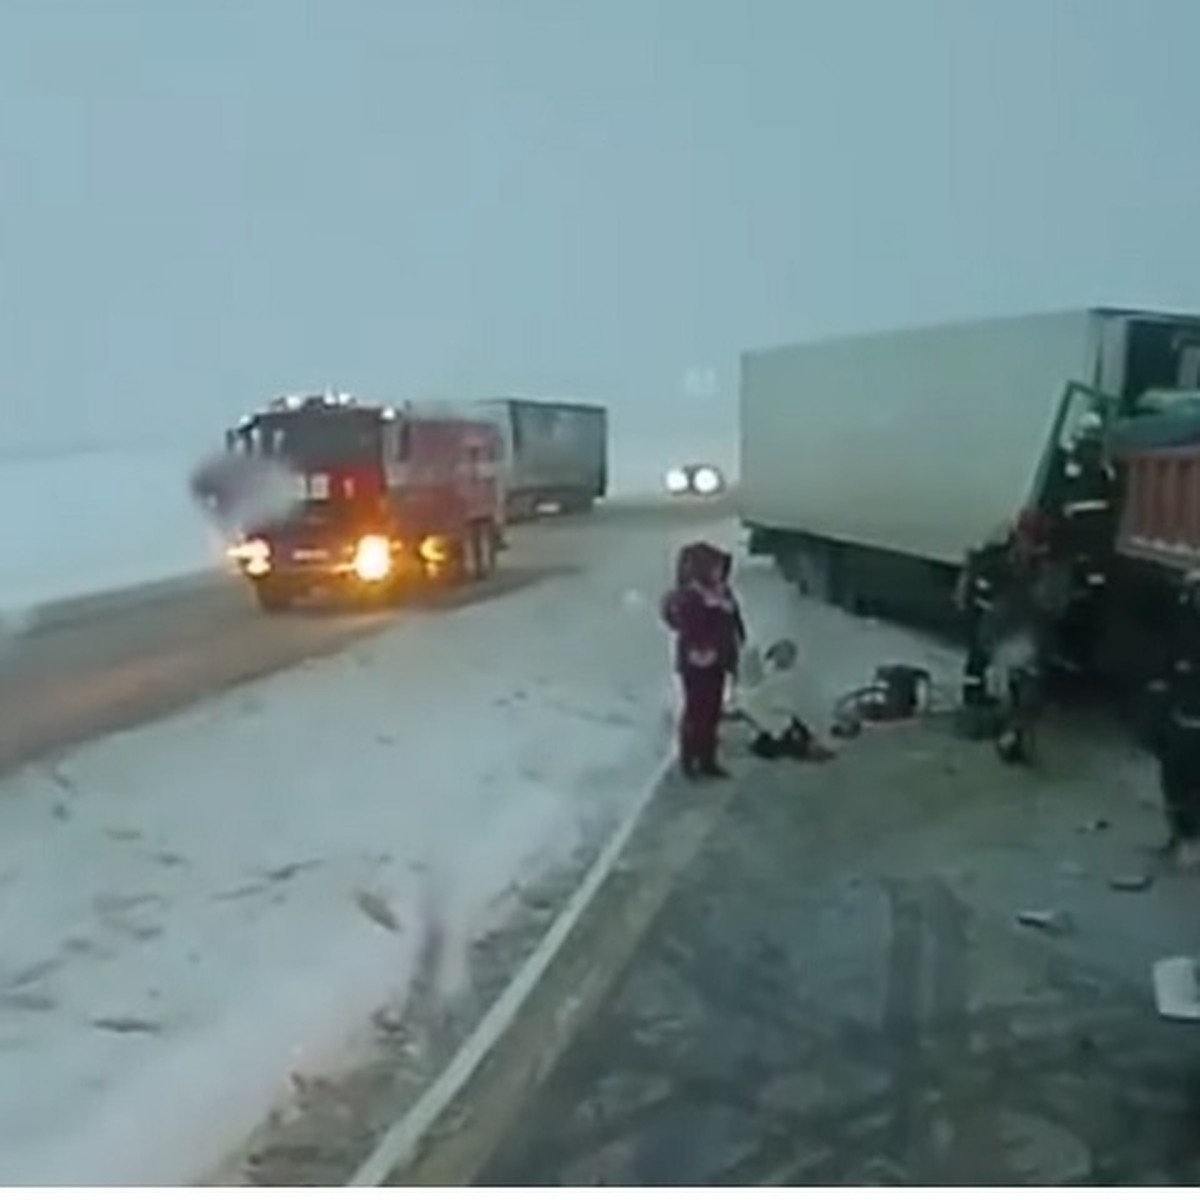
[0,444,223,613]
[0,512,729,1185]
[0,431,734,615]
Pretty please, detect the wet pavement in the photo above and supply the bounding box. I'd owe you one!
[479,718,1200,1185]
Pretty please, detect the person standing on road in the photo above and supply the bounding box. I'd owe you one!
[956,528,1018,711]
[1051,411,1119,675]
[661,542,742,780]
[1150,570,1200,868]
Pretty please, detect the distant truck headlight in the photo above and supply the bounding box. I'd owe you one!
[665,467,691,495]
[665,463,726,497]
[353,534,392,582]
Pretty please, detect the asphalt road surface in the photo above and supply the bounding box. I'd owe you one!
[0,496,730,779]
[394,715,1200,1186]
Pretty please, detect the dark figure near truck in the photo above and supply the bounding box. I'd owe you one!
[957,516,1044,709]
[661,542,743,780]
[1047,411,1120,677]
[1148,570,1200,866]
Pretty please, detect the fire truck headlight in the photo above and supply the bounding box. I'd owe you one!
[692,465,724,495]
[229,537,272,577]
[353,534,392,582]
[665,467,690,495]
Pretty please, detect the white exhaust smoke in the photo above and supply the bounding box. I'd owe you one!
[187,452,302,540]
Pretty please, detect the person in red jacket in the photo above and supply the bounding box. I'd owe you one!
[662,541,743,779]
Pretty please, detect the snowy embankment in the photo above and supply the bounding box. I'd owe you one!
[0,513,730,1185]
[0,431,734,620]
[0,444,222,615]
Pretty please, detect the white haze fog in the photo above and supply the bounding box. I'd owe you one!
[7,3,1200,1185]
[4,0,1200,603]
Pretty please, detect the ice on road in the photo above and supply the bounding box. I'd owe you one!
[0,512,729,1185]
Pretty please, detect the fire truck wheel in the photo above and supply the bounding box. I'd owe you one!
[253,579,293,613]
[472,521,497,580]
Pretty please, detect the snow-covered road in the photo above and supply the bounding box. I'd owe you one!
[0,503,728,1184]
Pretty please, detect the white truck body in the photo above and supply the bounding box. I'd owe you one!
[739,308,1200,567]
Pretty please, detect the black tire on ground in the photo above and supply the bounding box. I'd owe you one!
[828,547,872,615]
[254,579,294,613]
[798,541,838,606]
[473,521,497,580]
[447,535,472,585]
[776,548,802,587]
[506,494,537,523]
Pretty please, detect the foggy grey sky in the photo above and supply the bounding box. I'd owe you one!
[1,0,1198,454]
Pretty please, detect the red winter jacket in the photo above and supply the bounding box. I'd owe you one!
[662,542,743,674]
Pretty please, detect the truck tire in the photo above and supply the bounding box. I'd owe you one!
[254,579,293,613]
[792,540,837,606]
[471,521,497,580]
[776,547,802,586]
[444,535,471,585]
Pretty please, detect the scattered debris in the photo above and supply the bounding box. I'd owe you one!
[151,850,189,868]
[1076,818,1110,834]
[51,802,71,822]
[1058,861,1086,880]
[371,1005,408,1036]
[1153,956,1200,1021]
[7,959,59,989]
[262,859,323,884]
[1016,909,1074,936]
[92,1015,163,1035]
[45,764,76,794]
[354,889,401,933]
[831,714,862,739]
[1109,873,1153,893]
[104,827,143,843]
[94,891,160,917]
[214,881,270,902]
[1,991,56,1013]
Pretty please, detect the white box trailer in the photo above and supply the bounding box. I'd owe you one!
[740,307,1200,619]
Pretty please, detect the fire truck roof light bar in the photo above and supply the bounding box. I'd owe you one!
[266,391,360,413]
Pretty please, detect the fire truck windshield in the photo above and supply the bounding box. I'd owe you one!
[243,410,382,469]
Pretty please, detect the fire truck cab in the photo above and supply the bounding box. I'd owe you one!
[223,392,506,611]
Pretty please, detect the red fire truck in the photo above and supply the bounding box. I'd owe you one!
[221,393,506,611]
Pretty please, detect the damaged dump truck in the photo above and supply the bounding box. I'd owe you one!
[739,307,1200,707]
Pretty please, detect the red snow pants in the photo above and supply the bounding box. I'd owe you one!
[679,666,726,770]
